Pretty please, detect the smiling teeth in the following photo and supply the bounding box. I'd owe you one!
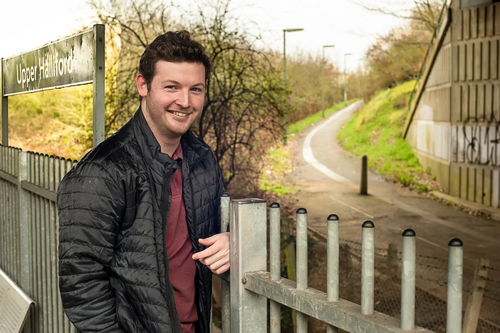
[172,111,188,117]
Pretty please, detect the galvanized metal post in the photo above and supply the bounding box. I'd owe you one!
[92,24,105,147]
[270,202,281,333]
[1,58,8,146]
[327,214,339,333]
[447,238,463,333]
[401,229,416,330]
[361,221,375,315]
[296,208,308,332]
[230,198,267,333]
[360,155,368,195]
[18,151,33,333]
[220,193,230,333]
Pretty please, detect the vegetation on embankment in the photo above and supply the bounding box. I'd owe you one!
[259,99,359,197]
[337,81,437,192]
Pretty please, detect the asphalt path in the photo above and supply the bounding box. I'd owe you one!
[290,101,500,269]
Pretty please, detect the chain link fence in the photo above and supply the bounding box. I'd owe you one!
[309,238,500,333]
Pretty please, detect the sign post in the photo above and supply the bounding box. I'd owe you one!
[1,24,105,147]
[1,59,7,146]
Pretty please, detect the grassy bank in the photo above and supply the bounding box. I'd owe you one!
[259,99,358,196]
[337,81,433,192]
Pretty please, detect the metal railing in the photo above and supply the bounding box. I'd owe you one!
[0,144,77,333]
[0,146,481,332]
[220,195,465,332]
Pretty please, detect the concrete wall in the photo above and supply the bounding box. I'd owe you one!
[407,27,453,192]
[407,1,500,207]
[449,1,500,206]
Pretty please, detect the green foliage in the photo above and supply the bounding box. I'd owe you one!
[287,99,359,137]
[338,80,427,188]
[258,146,295,196]
[8,86,94,159]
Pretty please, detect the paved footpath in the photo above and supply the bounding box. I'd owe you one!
[290,101,500,272]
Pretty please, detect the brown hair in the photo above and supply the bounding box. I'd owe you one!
[139,30,211,89]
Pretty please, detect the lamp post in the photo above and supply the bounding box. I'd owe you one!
[283,28,303,145]
[322,45,335,118]
[344,53,352,106]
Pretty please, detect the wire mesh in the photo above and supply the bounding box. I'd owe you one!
[333,238,500,333]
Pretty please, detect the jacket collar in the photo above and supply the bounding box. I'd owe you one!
[131,106,210,170]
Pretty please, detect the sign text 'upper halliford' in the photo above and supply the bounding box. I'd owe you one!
[2,29,95,96]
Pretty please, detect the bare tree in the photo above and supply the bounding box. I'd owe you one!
[89,0,283,188]
[351,0,446,32]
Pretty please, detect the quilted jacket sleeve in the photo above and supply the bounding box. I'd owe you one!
[57,161,126,333]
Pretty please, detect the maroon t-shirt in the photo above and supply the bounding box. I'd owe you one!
[165,144,197,333]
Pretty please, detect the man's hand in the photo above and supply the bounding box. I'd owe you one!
[192,232,230,274]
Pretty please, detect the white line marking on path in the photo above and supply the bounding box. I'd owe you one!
[329,195,374,220]
[302,103,361,185]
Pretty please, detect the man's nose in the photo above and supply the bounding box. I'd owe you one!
[176,90,190,108]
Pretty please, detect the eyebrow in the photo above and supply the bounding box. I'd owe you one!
[163,80,205,88]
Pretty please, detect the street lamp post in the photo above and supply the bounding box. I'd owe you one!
[344,53,352,106]
[322,45,335,118]
[283,28,303,146]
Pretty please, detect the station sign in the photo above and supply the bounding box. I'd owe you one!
[2,29,95,96]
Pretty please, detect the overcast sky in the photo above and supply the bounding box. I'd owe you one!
[0,0,408,72]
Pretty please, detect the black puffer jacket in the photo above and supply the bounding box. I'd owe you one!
[57,107,223,333]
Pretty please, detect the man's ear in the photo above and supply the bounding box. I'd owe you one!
[136,74,148,98]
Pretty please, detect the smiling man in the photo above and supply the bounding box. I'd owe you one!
[57,31,228,333]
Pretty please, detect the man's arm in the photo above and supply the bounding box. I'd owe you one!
[58,162,126,332]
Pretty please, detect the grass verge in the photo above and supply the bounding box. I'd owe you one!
[337,81,438,193]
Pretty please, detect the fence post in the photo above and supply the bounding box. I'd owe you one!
[220,193,230,333]
[463,257,489,333]
[361,221,375,315]
[447,238,463,333]
[230,198,267,333]
[296,208,308,332]
[283,217,297,330]
[401,229,416,330]
[270,203,281,333]
[327,214,339,333]
[18,151,33,333]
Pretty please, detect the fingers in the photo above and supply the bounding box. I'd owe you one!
[200,256,229,272]
[192,245,217,261]
[197,234,220,246]
[192,232,231,274]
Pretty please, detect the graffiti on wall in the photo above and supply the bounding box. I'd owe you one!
[455,116,500,166]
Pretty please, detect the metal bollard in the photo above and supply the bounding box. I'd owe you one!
[270,202,281,333]
[447,238,463,333]
[361,221,375,315]
[296,208,308,332]
[327,214,340,333]
[401,229,416,330]
[220,193,230,333]
[360,154,368,195]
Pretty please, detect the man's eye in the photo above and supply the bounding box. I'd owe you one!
[165,86,177,90]
[191,87,203,93]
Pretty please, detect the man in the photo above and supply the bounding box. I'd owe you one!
[57,30,229,333]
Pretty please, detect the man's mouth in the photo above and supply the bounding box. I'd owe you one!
[170,111,189,117]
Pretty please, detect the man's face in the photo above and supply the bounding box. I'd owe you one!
[136,60,205,140]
